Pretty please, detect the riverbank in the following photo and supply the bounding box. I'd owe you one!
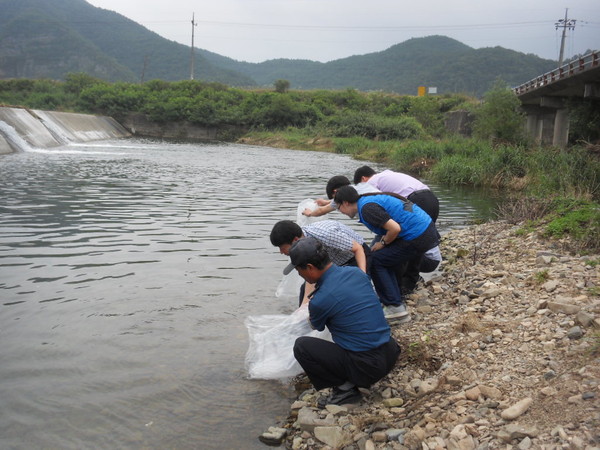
[261,221,600,449]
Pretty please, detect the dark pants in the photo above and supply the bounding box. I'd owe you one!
[408,189,439,223]
[370,222,439,305]
[298,243,371,307]
[397,190,439,293]
[293,336,400,390]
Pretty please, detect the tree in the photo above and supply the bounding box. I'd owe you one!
[472,79,525,144]
[274,79,290,93]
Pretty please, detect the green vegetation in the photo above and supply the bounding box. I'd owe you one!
[1,76,598,251]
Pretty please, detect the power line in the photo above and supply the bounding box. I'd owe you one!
[555,8,576,65]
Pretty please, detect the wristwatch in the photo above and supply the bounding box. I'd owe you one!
[380,238,387,246]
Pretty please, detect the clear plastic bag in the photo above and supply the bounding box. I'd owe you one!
[244,305,332,380]
[296,198,324,227]
[275,270,304,299]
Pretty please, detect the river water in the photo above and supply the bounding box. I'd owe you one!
[0,139,496,449]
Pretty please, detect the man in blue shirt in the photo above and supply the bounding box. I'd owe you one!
[288,237,400,408]
[334,185,439,322]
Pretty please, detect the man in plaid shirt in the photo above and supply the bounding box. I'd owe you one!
[270,219,370,306]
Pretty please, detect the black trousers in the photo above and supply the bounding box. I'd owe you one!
[399,189,440,292]
[293,336,400,391]
[407,189,439,223]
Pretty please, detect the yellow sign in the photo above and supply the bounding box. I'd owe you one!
[417,86,426,97]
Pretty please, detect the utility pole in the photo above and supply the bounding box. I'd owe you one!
[555,8,576,67]
[190,13,198,80]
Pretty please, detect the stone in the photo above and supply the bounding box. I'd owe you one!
[542,280,560,292]
[501,398,533,420]
[567,326,584,339]
[465,386,481,401]
[324,404,348,416]
[258,427,287,446]
[314,426,350,448]
[547,302,581,315]
[297,406,335,432]
[383,398,404,407]
[576,311,595,327]
[478,385,502,400]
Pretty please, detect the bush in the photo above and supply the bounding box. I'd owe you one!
[472,79,525,144]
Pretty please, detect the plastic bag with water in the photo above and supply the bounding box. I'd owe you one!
[275,198,323,299]
[244,304,332,380]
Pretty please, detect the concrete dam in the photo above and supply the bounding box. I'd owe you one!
[0,107,131,154]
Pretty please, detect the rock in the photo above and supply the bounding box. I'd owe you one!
[258,427,287,446]
[497,424,539,442]
[314,426,350,448]
[576,311,595,327]
[542,280,560,292]
[382,397,404,407]
[465,386,481,401]
[478,385,502,400]
[547,301,581,315]
[297,406,335,432]
[567,326,584,339]
[501,398,533,420]
[324,404,348,416]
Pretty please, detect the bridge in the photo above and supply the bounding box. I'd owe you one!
[513,51,600,148]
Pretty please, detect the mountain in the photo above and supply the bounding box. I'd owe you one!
[212,36,557,95]
[0,0,256,85]
[0,0,559,96]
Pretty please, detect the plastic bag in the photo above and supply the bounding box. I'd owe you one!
[275,270,304,299]
[244,305,332,380]
[296,198,324,227]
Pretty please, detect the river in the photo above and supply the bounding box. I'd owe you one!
[0,138,496,449]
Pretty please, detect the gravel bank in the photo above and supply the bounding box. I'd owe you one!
[262,221,600,449]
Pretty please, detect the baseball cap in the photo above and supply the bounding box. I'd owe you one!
[282,237,321,275]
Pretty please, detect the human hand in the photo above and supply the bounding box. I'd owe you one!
[302,208,312,216]
[371,242,384,252]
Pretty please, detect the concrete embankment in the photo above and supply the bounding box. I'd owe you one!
[0,107,131,154]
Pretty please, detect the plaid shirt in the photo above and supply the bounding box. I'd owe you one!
[302,220,365,266]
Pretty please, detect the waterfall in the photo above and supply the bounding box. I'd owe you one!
[38,116,71,144]
[0,121,34,152]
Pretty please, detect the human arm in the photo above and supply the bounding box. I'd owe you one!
[371,219,401,252]
[351,240,367,272]
[300,282,316,306]
[303,202,335,217]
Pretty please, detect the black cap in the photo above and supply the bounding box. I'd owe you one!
[282,237,321,275]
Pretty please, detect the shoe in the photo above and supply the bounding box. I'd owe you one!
[317,386,362,409]
[383,303,409,320]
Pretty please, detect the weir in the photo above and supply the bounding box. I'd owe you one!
[0,107,131,154]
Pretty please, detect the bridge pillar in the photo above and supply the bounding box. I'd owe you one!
[552,108,570,148]
[521,105,556,146]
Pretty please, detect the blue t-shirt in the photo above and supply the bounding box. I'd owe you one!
[309,265,390,352]
[357,194,431,240]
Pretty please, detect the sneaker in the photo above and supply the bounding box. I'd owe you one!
[383,303,409,320]
[317,386,362,409]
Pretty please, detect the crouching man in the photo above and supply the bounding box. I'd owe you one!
[288,237,400,408]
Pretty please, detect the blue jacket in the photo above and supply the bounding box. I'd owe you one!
[357,194,431,240]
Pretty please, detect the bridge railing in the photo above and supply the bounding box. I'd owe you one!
[513,51,599,95]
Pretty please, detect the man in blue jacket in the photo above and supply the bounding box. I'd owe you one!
[289,237,400,408]
[334,186,439,322]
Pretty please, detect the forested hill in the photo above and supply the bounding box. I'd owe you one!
[214,36,558,96]
[0,0,256,86]
[0,0,558,96]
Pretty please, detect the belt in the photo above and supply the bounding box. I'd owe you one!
[408,189,430,197]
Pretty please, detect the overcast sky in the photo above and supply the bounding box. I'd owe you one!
[86,0,599,63]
